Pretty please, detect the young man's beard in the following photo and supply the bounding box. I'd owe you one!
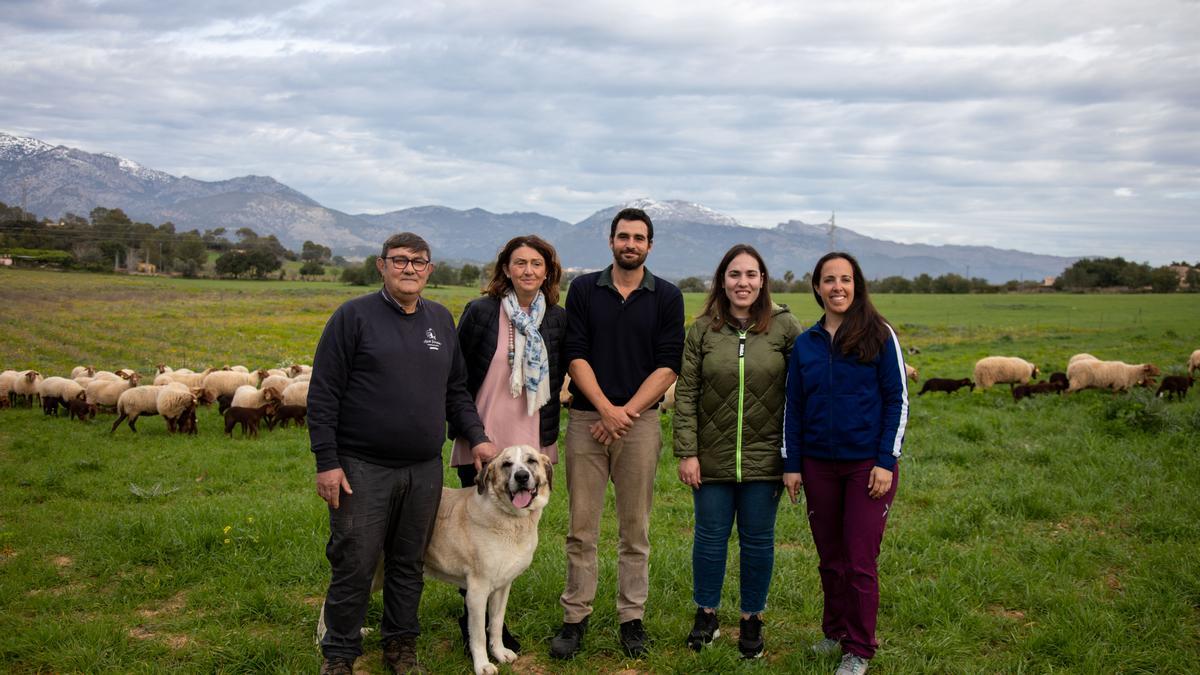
[614,251,646,270]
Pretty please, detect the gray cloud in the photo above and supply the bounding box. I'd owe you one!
[2,0,1197,263]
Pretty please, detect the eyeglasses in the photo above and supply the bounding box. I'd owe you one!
[382,256,430,271]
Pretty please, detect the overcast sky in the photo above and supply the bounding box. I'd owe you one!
[3,0,1197,263]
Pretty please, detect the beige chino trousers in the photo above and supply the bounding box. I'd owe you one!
[560,408,662,624]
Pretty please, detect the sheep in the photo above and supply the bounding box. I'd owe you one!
[155,364,173,375]
[972,357,1039,390]
[9,370,44,407]
[293,372,311,383]
[904,364,919,382]
[156,386,199,433]
[660,381,677,410]
[174,368,195,375]
[1068,353,1099,367]
[1012,382,1063,402]
[86,371,140,410]
[1156,375,1194,401]
[1066,360,1161,393]
[0,370,18,408]
[289,364,313,377]
[227,365,250,373]
[259,374,293,393]
[281,380,310,407]
[91,370,121,381]
[202,370,259,403]
[73,376,95,388]
[1189,349,1200,377]
[159,368,213,389]
[271,404,308,428]
[1048,372,1068,388]
[266,368,291,378]
[231,384,283,409]
[67,395,96,422]
[111,385,165,433]
[70,365,96,379]
[917,378,974,395]
[225,405,271,438]
[37,376,83,415]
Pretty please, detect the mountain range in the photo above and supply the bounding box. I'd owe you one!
[0,132,1077,281]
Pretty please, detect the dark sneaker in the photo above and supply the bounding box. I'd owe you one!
[549,617,588,660]
[686,607,720,651]
[619,618,649,658]
[738,615,764,659]
[319,657,354,675]
[382,635,425,674]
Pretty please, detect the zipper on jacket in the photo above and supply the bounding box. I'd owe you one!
[736,328,748,482]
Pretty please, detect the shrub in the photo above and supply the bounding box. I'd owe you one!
[1101,390,1170,434]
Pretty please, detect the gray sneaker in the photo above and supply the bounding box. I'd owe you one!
[835,653,869,675]
[812,637,842,656]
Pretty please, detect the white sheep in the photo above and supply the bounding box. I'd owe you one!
[266,368,291,378]
[86,371,141,409]
[228,365,250,373]
[37,376,84,412]
[156,386,199,434]
[162,368,214,389]
[0,370,18,408]
[259,374,293,393]
[231,384,283,410]
[202,370,259,401]
[111,385,165,432]
[1189,349,1200,377]
[13,370,44,406]
[293,372,311,383]
[659,381,677,411]
[972,356,1039,390]
[905,364,920,382]
[289,364,313,377]
[1068,353,1099,367]
[1067,360,1161,393]
[70,365,96,379]
[281,380,309,407]
[92,371,121,381]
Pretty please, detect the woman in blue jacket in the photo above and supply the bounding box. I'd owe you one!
[783,252,909,675]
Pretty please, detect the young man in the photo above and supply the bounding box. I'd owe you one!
[309,232,497,675]
[550,208,685,659]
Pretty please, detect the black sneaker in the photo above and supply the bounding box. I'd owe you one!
[738,615,764,659]
[319,657,354,675]
[686,607,720,651]
[549,617,588,660]
[619,618,649,658]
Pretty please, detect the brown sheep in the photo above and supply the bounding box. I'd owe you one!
[224,405,271,438]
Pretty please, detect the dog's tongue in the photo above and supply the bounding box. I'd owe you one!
[511,490,533,509]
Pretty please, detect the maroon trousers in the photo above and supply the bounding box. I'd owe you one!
[801,457,898,660]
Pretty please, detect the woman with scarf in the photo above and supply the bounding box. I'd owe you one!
[449,234,569,651]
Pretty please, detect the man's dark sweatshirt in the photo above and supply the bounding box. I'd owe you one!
[308,289,488,473]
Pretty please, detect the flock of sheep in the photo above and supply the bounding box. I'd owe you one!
[0,364,312,437]
[911,349,1200,402]
[2,348,1197,437]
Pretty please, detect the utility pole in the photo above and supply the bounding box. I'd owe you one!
[827,210,837,251]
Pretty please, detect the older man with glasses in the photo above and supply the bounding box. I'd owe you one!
[309,232,497,675]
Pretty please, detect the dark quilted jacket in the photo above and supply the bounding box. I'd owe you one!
[450,296,568,448]
[672,305,803,482]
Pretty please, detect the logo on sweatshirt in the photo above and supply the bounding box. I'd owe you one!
[423,328,441,351]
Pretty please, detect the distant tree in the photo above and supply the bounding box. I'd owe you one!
[332,255,348,267]
[676,276,706,293]
[301,240,332,263]
[872,276,912,293]
[299,261,325,279]
[342,257,381,286]
[1185,268,1200,292]
[969,277,998,293]
[1149,266,1179,293]
[175,233,208,276]
[429,263,456,288]
[459,263,481,287]
[932,273,970,294]
[214,251,250,278]
[912,273,933,294]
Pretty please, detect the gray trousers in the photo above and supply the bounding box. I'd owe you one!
[320,455,443,660]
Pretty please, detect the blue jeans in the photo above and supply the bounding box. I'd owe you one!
[692,480,782,614]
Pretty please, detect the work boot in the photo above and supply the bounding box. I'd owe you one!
[619,618,649,658]
[382,635,425,674]
[319,657,354,675]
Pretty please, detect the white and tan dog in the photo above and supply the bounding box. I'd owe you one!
[317,444,552,675]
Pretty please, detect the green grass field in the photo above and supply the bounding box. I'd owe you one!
[2,269,1199,674]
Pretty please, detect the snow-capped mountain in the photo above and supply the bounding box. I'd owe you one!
[0,133,54,161]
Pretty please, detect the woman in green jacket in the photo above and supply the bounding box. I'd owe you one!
[674,244,804,659]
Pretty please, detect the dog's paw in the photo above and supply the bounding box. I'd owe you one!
[473,662,498,675]
[492,646,518,664]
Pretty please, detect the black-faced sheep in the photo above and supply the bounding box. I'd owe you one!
[1067,360,1160,393]
[917,378,974,395]
[1156,375,1194,401]
[973,357,1039,390]
[224,405,271,438]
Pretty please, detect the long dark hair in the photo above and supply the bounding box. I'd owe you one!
[483,235,562,306]
[811,251,890,363]
[701,244,773,334]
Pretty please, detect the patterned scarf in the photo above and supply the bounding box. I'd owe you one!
[503,290,550,415]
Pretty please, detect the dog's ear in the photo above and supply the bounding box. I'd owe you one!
[476,460,493,495]
[540,452,553,492]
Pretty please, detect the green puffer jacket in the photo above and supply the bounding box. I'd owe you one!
[673,305,804,482]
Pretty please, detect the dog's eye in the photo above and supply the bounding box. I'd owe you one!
[502,461,513,467]
[526,456,535,463]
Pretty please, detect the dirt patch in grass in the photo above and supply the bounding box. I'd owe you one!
[987,605,1027,621]
[52,555,73,567]
[302,595,324,607]
[128,626,155,640]
[137,591,187,618]
[164,634,191,650]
